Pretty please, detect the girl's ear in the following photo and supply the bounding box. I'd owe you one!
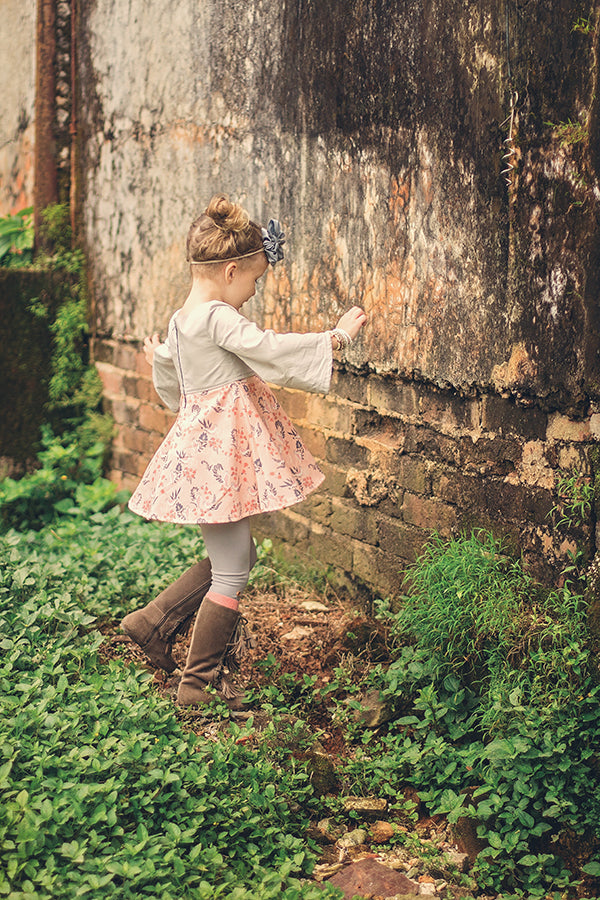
[223,261,237,283]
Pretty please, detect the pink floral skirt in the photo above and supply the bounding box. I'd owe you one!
[128,375,324,524]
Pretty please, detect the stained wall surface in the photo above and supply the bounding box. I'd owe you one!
[78,0,600,592]
[0,0,36,215]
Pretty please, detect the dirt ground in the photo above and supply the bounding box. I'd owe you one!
[100,574,600,899]
[104,578,385,753]
[101,579,488,899]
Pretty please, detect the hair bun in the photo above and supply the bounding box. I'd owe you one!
[206,194,249,234]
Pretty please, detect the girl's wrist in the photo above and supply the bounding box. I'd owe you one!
[330,328,352,350]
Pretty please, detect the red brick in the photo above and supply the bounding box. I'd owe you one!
[113,342,140,372]
[317,461,349,497]
[295,493,332,525]
[326,436,370,468]
[117,424,161,455]
[352,540,406,595]
[352,409,406,448]
[376,515,428,562]
[432,467,486,507]
[138,402,175,434]
[271,386,309,420]
[404,424,461,466]
[546,413,592,442]
[329,498,379,545]
[368,376,419,417]
[482,395,547,440]
[307,523,354,569]
[331,368,369,404]
[93,338,117,365]
[306,395,353,433]
[135,348,151,375]
[397,456,431,493]
[111,449,148,479]
[96,340,139,372]
[415,383,478,432]
[458,434,522,475]
[123,374,155,403]
[105,397,142,428]
[482,480,554,523]
[96,363,124,398]
[295,424,327,460]
[107,468,138,493]
[402,492,457,534]
[254,509,312,546]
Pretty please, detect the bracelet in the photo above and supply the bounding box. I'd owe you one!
[331,328,352,350]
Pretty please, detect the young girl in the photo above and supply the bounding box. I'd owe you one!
[122,194,367,710]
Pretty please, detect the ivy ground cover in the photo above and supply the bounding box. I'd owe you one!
[0,511,339,900]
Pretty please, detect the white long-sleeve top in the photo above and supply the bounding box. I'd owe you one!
[153,300,333,412]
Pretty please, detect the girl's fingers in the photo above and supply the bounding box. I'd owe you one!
[336,307,367,338]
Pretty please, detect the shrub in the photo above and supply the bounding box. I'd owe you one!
[338,530,600,898]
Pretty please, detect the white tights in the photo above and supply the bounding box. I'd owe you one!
[200,518,257,601]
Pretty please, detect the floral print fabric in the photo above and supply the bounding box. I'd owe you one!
[128,375,324,524]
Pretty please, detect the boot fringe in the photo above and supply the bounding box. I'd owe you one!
[223,616,254,672]
[217,676,245,700]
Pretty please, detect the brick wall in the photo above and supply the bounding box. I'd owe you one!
[95,337,598,599]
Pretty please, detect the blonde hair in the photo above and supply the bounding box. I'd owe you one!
[186,195,263,266]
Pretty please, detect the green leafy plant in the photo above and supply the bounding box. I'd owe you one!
[547,117,588,147]
[0,513,342,899]
[334,529,600,898]
[1,203,115,529]
[393,530,540,676]
[0,206,34,267]
[0,426,127,532]
[572,15,595,34]
[551,470,595,530]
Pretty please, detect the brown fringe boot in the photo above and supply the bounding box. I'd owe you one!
[121,558,212,672]
[176,594,252,711]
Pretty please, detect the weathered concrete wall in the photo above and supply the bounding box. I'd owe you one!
[0,1,36,215]
[77,0,600,593]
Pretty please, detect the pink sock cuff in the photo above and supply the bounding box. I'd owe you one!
[205,591,239,611]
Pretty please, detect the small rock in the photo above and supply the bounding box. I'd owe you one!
[351,688,393,727]
[337,828,368,849]
[370,820,396,843]
[343,796,388,817]
[312,862,344,882]
[444,848,470,872]
[281,625,313,640]
[315,818,344,844]
[306,748,339,796]
[418,884,436,895]
[327,858,419,898]
[299,600,330,612]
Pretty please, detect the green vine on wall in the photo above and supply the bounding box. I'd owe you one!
[27,203,113,452]
[0,207,34,267]
[0,204,117,531]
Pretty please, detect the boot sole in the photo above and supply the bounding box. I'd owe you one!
[120,620,177,673]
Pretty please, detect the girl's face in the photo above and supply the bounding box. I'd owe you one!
[224,254,268,309]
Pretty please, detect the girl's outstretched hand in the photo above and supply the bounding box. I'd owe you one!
[143,333,161,367]
[336,306,367,340]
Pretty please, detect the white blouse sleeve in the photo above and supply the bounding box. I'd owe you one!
[152,341,181,412]
[206,303,333,394]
